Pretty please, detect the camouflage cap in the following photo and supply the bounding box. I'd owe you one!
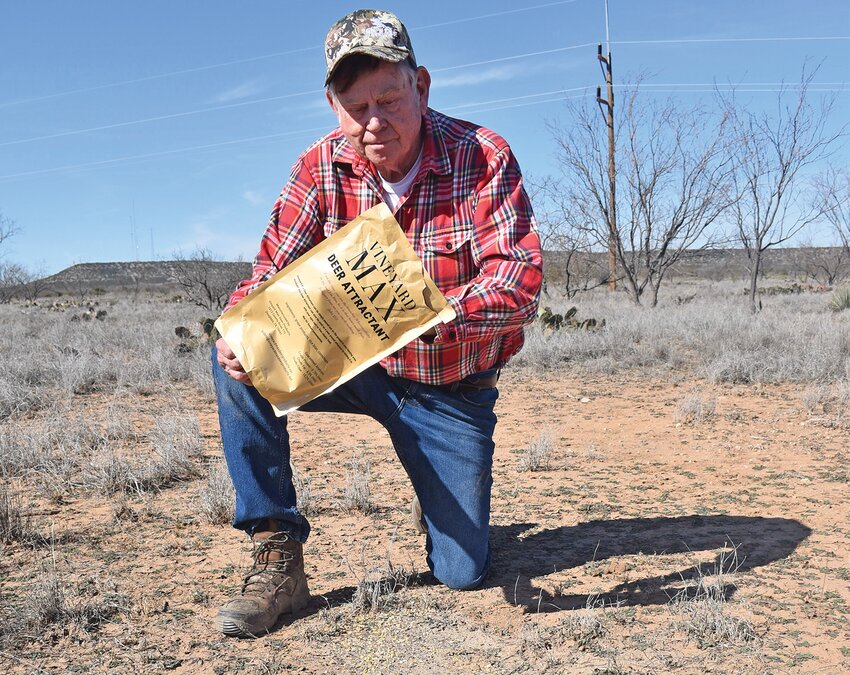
[324,9,416,86]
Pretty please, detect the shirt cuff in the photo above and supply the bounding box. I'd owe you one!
[429,296,462,344]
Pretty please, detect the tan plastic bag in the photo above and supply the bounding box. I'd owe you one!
[215,203,456,415]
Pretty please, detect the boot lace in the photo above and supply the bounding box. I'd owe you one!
[241,533,297,594]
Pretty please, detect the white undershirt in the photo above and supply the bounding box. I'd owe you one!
[379,146,424,212]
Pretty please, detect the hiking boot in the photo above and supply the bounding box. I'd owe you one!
[215,530,310,637]
[410,495,427,534]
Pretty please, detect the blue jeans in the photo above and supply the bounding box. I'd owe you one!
[211,346,498,590]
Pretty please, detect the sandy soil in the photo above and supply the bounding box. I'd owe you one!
[3,370,849,674]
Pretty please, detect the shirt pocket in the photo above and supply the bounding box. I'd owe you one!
[420,224,475,288]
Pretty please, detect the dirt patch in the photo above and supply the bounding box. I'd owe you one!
[2,370,848,673]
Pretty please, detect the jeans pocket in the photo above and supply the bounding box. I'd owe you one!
[457,386,499,409]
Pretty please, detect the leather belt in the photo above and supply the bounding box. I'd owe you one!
[431,370,500,394]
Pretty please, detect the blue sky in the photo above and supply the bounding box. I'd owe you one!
[1,0,848,274]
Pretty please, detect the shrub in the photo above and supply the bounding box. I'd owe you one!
[83,451,135,495]
[518,430,555,472]
[199,459,235,525]
[0,483,42,545]
[291,462,317,517]
[349,553,416,613]
[22,571,66,630]
[341,454,372,513]
[670,545,757,649]
[675,388,717,425]
[828,285,850,312]
[0,425,41,478]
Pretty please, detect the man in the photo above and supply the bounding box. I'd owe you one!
[212,9,542,637]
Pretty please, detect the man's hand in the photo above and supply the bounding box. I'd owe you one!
[216,337,253,386]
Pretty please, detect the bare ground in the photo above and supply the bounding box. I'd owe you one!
[2,370,849,673]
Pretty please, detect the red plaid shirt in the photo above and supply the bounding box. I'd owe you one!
[226,108,542,385]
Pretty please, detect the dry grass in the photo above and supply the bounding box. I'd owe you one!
[199,458,235,525]
[341,453,372,513]
[828,285,850,312]
[515,280,850,383]
[291,461,317,517]
[520,595,610,656]
[517,429,556,472]
[0,483,42,546]
[675,387,717,425]
[348,539,418,613]
[669,545,758,649]
[0,289,846,672]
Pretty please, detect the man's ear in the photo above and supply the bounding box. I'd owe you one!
[415,67,431,114]
[326,89,338,115]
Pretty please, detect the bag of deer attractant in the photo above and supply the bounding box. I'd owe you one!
[215,203,456,416]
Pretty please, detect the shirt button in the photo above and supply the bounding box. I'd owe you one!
[449,330,456,339]
[445,242,453,250]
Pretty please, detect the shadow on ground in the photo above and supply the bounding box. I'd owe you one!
[488,515,811,612]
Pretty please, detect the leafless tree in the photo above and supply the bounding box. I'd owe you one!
[544,85,734,306]
[814,167,850,251]
[534,176,609,298]
[790,239,848,287]
[0,211,17,250]
[0,212,24,303]
[0,263,30,303]
[721,71,844,312]
[170,248,247,311]
[20,267,50,302]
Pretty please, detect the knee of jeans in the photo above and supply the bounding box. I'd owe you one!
[433,563,487,591]
[430,546,489,590]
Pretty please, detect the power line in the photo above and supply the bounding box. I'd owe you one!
[0,44,595,147]
[0,46,320,110]
[0,1,586,109]
[415,0,584,30]
[0,88,324,148]
[445,87,592,111]
[613,35,850,46]
[430,43,596,73]
[447,93,587,115]
[2,26,847,146]
[3,82,848,181]
[617,81,848,87]
[0,126,331,180]
[628,87,850,93]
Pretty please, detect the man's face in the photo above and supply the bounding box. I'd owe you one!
[328,61,430,183]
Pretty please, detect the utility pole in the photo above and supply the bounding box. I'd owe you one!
[596,0,617,291]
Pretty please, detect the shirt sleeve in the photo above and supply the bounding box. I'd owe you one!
[431,144,543,344]
[223,157,323,312]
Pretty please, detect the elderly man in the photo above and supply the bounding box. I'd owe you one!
[212,9,542,637]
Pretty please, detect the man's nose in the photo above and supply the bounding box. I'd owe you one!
[365,113,385,133]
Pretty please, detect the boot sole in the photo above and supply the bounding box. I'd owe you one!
[216,585,310,638]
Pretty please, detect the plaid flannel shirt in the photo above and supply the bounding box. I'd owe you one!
[226,108,542,385]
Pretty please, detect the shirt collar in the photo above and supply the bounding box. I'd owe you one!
[331,108,452,179]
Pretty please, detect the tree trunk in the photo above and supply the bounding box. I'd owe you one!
[748,251,762,313]
[649,281,661,308]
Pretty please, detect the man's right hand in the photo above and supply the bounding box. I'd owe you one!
[216,337,253,386]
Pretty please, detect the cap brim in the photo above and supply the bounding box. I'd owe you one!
[324,46,410,86]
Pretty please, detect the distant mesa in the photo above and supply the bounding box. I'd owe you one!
[542,246,844,282]
[40,260,251,293]
[30,245,845,294]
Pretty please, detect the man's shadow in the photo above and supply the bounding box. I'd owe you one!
[487,515,811,612]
